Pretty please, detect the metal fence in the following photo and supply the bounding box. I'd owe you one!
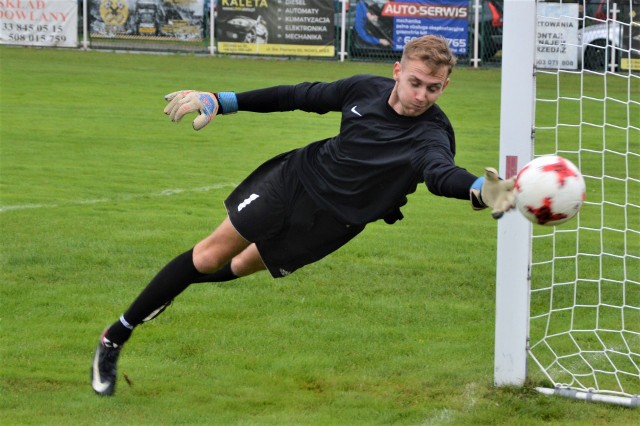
[78,0,506,67]
[61,1,636,69]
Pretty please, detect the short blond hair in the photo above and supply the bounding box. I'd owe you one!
[402,35,457,76]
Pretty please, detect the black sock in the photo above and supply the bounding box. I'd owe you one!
[105,317,132,347]
[105,248,206,345]
[191,262,238,283]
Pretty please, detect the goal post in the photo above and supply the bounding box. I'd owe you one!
[494,0,536,387]
[495,0,640,407]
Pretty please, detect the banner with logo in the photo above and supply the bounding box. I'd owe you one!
[89,0,204,40]
[380,0,469,54]
[0,0,77,47]
[351,1,469,55]
[216,0,335,57]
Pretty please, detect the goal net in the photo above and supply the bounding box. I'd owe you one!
[495,0,639,407]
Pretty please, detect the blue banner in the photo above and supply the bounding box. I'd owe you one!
[379,0,469,54]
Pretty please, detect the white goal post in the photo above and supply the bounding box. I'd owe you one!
[495,0,639,407]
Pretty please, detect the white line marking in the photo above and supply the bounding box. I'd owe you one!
[0,183,237,213]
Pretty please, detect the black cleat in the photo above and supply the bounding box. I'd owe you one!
[91,330,122,396]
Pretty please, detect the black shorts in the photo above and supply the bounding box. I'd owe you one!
[225,152,365,278]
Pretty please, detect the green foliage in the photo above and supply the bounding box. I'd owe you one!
[0,47,637,424]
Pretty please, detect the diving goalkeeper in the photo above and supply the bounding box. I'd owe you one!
[91,35,515,396]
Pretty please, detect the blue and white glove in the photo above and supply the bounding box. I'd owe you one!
[470,167,516,219]
[163,90,238,131]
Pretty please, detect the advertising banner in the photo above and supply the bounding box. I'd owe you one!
[350,1,468,55]
[0,0,77,47]
[380,0,469,54]
[216,0,335,57]
[620,1,640,71]
[89,0,204,40]
[536,3,579,70]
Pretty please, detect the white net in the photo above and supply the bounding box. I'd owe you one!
[528,0,640,400]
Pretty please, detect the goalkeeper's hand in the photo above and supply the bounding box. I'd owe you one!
[470,167,516,219]
[164,90,219,131]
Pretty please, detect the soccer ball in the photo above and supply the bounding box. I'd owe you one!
[514,155,586,226]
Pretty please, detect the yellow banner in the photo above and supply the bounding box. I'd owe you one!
[621,58,640,71]
[218,42,335,57]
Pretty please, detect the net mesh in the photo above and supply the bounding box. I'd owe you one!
[528,0,640,399]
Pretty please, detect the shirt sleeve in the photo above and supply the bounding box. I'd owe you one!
[412,129,478,200]
[235,80,346,114]
[425,160,478,200]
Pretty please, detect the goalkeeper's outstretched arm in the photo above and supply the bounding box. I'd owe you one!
[163,81,345,130]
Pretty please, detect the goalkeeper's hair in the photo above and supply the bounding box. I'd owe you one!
[402,35,457,76]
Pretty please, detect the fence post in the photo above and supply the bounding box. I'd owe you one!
[472,0,480,67]
[339,0,348,62]
[209,0,215,55]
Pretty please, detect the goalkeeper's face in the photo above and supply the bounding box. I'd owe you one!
[390,58,449,117]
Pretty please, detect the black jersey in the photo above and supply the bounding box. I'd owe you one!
[236,74,477,225]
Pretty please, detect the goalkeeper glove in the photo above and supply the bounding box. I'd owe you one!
[163,90,238,131]
[470,167,516,219]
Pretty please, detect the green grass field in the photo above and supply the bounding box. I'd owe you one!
[1,46,637,424]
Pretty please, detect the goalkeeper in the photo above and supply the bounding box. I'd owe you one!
[91,35,515,396]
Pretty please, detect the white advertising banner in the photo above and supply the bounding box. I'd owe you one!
[0,0,77,47]
[89,0,205,41]
[536,3,580,70]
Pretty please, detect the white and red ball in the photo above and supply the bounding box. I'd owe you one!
[514,155,586,226]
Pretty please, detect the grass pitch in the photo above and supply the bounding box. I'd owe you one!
[1,46,637,424]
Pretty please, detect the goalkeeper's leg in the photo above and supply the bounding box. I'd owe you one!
[105,218,258,344]
[91,218,263,396]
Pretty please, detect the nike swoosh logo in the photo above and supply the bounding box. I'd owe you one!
[92,349,111,393]
[350,106,362,117]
